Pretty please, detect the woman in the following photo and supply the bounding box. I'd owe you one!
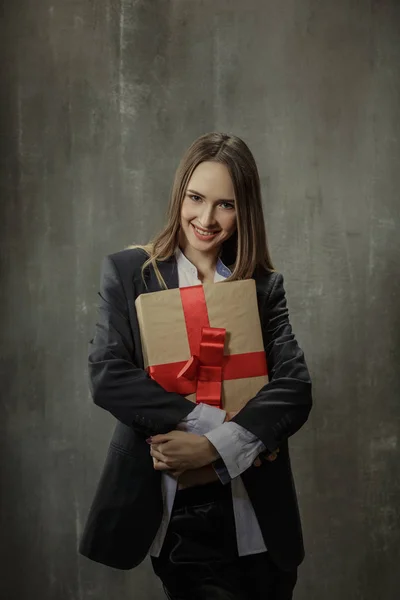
[79,132,312,600]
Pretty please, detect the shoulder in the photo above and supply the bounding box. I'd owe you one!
[102,247,150,281]
[108,247,149,269]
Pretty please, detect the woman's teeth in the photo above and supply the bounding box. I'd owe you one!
[193,226,218,236]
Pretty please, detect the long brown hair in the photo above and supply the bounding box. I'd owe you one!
[127,132,274,288]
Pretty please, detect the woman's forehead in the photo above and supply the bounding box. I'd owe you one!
[187,162,235,198]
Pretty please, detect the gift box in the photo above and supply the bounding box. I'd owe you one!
[135,279,268,412]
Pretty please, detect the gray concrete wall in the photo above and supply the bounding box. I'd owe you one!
[1,1,399,598]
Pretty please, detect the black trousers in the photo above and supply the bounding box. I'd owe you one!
[151,480,297,600]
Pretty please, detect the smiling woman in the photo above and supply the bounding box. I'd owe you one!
[79,132,312,600]
[179,162,238,282]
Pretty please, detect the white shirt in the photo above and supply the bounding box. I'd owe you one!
[149,248,267,557]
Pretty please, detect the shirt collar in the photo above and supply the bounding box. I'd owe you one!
[175,247,232,279]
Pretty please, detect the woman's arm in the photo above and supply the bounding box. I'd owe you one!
[88,255,195,435]
[230,272,312,451]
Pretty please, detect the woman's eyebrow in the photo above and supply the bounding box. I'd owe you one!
[187,188,235,202]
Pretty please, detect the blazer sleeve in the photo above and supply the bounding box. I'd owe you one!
[231,272,313,452]
[88,255,195,435]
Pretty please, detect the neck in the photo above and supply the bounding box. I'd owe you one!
[179,238,220,280]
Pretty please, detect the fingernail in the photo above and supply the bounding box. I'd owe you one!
[146,437,152,444]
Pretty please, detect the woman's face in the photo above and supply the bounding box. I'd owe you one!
[180,161,237,255]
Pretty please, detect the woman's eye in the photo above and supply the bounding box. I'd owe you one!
[189,194,201,202]
[220,202,235,210]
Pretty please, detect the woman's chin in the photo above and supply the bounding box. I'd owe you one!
[189,235,220,253]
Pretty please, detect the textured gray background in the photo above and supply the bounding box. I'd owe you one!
[1,1,399,599]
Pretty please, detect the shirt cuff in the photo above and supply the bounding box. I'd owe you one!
[204,422,266,479]
[212,458,232,485]
[177,402,226,435]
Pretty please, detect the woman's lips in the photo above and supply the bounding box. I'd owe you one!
[191,223,220,241]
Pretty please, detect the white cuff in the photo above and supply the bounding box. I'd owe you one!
[205,422,266,479]
[177,402,226,435]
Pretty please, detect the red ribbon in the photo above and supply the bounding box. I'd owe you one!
[148,285,268,408]
[176,326,226,406]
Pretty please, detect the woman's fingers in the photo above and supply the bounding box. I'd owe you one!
[150,446,183,471]
[253,448,280,467]
[266,448,280,462]
[152,457,182,478]
[150,446,168,463]
[148,433,172,444]
[153,460,173,471]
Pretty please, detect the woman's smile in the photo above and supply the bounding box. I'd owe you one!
[191,223,221,241]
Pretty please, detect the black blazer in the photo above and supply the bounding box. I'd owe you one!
[79,248,312,572]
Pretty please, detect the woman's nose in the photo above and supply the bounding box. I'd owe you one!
[198,204,216,227]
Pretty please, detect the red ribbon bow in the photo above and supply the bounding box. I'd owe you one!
[176,326,226,407]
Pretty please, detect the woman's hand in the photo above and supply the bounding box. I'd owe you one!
[149,413,280,478]
[148,430,219,474]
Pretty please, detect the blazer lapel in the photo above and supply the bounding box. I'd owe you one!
[131,255,179,369]
[146,255,179,293]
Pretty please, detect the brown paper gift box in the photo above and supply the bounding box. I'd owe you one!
[135,279,269,413]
